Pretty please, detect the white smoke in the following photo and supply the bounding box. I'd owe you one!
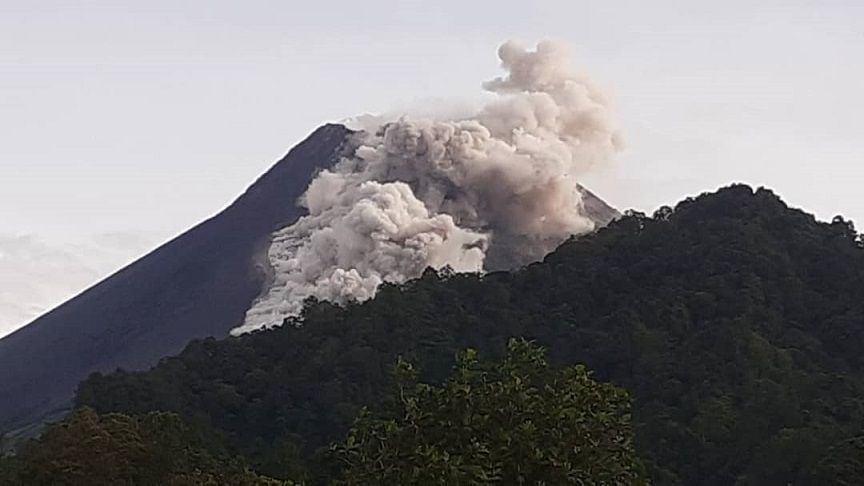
[235,40,621,334]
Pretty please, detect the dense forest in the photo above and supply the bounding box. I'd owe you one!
[5,184,864,484]
[1,341,644,485]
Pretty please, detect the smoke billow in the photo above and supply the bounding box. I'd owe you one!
[235,40,621,334]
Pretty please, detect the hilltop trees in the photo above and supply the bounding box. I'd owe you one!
[64,185,864,483]
[1,342,645,485]
[335,339,646,485]
[0,409,286,486]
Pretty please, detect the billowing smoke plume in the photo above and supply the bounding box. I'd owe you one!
[235,40,621,334]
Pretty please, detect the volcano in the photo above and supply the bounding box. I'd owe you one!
[0,123,618,435]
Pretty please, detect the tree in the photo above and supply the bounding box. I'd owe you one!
[75,184,864,483]
[1,408,289,486]
[333,339,647,485]
[806,435,864,486]
[0,454,18,485]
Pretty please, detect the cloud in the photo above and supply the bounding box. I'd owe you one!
[0,232,160,338]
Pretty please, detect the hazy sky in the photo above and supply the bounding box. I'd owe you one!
[2,0,863,336]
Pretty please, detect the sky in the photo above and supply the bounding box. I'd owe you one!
[2,0,863,336]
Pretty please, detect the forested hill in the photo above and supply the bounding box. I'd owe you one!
[75,184,864,484]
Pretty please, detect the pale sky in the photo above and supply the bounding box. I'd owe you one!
[2,0,863,336]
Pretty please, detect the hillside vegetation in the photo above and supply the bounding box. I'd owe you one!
[8,184,864,484]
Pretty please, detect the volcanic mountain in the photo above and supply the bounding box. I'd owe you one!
[0,125,352,434]
[0,124,619,435]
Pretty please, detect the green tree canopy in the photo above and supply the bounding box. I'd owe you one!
[0,408,287,486]
[334,339,647,485]
[72,185,864,483]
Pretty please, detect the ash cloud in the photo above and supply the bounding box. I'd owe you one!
[236,40,621,334]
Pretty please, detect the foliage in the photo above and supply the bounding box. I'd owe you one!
[0,408,288,486]
[334,339,646,485]
[73,184,864,484]
[805,435,864,485]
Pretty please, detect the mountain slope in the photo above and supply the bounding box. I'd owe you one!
[0,124,353,434]
[78,185,864,484]
[0,122,620,436]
